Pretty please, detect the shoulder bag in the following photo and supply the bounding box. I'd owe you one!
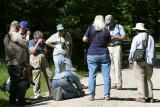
[134,35,148,61]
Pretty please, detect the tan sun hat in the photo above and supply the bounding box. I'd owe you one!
[133,23,147,31]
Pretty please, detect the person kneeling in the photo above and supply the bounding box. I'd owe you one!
[52,71,85,101]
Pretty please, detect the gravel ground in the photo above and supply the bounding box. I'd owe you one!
[27,68,160,107]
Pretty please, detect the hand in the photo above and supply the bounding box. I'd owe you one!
[111,36,120,40]
[38,38,45,44]
[26,31,31,36]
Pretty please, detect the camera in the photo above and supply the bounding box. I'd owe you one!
[61,42,66,49]
[40,40,46,45]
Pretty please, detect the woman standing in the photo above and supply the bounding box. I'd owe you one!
[83,15,111,101]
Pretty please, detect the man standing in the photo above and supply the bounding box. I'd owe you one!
[45,24,75,77]
[19,21,31,41]
[3,21,29,106]
[28,31,52,99]
[105,15,126,90]
[128,23,154,103]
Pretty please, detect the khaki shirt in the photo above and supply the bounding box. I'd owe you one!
[3,31,28,66]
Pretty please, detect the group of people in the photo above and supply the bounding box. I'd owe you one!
[83,14,154,103]
[3,20,80,106]
[3,13,155,106]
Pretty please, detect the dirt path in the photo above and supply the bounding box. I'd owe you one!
[27,68,160,107]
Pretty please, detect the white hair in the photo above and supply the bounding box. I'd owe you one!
[10,21,20,31]
[93,15,105,31]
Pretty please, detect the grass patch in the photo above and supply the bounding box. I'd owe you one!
[0,59,87,106]
[0,60,55,106]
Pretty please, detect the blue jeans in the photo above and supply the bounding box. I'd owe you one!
[52,79,79,99]
[87,54,111,96]
[53,54,73,77]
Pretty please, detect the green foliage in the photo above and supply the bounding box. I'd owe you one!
[3,0,56,33]
[0,60,9,106]
[0,60,55,106]
[0,0,159,69]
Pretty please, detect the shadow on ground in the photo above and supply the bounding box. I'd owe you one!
[26,96,53,106]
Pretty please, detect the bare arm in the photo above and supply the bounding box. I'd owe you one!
[111,36,127,41]
[29,39,43,54]
[45,41,55,49]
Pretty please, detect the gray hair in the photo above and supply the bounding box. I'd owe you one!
[93,15,105,31]
[10,21,20,29]
[33,31,43,39]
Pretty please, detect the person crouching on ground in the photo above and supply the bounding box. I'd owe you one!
[52,70,85,101]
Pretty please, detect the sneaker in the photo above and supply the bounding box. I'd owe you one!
[116,85,122,90]
[146,98,154,103]
[135,97,146,103]
[111,85,117,89]
[89,95,95,101]
[104,96,110,100]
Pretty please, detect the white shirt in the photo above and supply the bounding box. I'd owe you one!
[128,32,155,65]
[46,32,72,56]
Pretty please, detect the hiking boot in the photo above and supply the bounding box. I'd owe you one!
[146,98,154,103]
[89,95,95,101]
[52,87,63,101]
[135,97,146,103]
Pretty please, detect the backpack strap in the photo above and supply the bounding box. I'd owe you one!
[88,25,99,42]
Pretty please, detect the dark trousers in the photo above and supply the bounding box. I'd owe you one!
[7,63,29,105]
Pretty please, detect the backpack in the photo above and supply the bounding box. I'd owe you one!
[133,35,148,61]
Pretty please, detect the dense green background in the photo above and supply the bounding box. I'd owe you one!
[0,0,160,106]
[0,0,160,68]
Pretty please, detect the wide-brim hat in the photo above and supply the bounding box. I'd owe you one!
[56,24,64,31]
[133,23,147,31]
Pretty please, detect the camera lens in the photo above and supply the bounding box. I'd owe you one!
[61,43,66,49]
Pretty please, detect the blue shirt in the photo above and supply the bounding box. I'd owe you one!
[107,24,125,46]
[84,25,111,55]
[28,39,45,54]
[54,71,83,92]
[128,32,155,65]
